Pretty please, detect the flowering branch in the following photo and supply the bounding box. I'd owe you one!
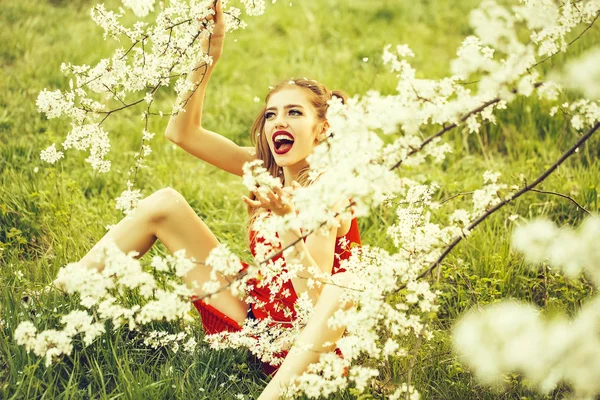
[389,83,543,170]
[191,201,358,302]
[527,10,600,72]
[406,120,600,287]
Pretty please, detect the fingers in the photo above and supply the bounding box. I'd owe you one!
[242,190,271,209]
[266,190,278,203]
[242,195,261,208]
[214,0,224,25]
[272,185,287,200]
[200,0,223,27]
[243,186,295,216]
[273,186,295,206]
[254,189,270,204]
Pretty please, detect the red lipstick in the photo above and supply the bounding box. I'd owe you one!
[272,130,295,155]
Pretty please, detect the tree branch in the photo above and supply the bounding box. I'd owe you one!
[401,121,600,287]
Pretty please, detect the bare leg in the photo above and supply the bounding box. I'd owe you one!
[258,272,356,400]
[78,187,248,325]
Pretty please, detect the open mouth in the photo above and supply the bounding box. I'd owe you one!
[272,131,295,155]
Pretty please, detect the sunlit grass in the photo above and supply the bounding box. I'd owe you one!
[1,0,599,398]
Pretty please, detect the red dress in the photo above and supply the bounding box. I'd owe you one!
[193,218,361,373]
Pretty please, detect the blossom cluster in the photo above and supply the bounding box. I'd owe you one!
[453,217,600,398]
[14,243,199,365]
[143,329,198,353]
[550,98,600,132]
[115,180,143,215]
[241,159,283,195]
[512,216,600,284]
[15,311,105,367]
[558,47,600,100]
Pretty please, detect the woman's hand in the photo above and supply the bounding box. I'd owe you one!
[199,0,225,62]
[242,183,299,217]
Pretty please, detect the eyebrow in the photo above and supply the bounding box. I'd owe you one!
[265,104,305,112]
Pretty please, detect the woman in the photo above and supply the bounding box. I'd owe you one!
[75,1,360,398]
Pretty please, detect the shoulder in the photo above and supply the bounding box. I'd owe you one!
[331,197,354,237]
[336,216,352,237]
[303,172,353,237]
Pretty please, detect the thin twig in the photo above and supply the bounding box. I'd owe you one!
[440,191,474,205]
[102,83,127,106]
[530,188,591,215]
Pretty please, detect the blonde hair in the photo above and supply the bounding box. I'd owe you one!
[246,78,347,228]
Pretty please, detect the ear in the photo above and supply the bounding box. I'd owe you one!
[318,120,331,142]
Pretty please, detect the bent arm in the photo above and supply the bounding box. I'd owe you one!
[278,224,337,303]
[165,50,256,176]
[279,197,353,302]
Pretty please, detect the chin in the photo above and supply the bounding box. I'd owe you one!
[272,152,294,165]
[274,159,294,167]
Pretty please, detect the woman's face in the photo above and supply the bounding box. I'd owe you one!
[263,87,323,168]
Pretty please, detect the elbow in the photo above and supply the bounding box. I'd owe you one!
[165,123,203,145]
[164,121,181,143]
[164,119,178,142]
[165,123,188,144]
[165,130,181,144]
[164,118,188,144]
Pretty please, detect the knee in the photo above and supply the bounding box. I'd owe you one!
[136,187,188,224]
[319,272,358,311]
[332,272,358,310]
[330,271,357,289]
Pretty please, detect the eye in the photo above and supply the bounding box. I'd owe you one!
[289,109,302,116]
[264,111,275,120]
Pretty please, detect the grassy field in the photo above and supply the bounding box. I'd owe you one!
[1,0,599,398]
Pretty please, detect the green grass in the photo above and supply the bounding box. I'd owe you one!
[1,0,600,398]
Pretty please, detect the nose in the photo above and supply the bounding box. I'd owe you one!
[273,114,288,129]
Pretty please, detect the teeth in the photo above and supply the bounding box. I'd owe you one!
[274,134,294,143]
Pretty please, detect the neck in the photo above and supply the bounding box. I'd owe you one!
[282,160,309,186]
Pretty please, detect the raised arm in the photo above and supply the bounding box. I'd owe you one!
[165,0,256,177]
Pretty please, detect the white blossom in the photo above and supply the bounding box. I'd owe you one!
[455,216,600,397]
[122,0,156,18]
[115,185,142,215]
[16,240,196,365]
[560,47,600,99]
[40,144,64,164]
[242,160,282,195]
